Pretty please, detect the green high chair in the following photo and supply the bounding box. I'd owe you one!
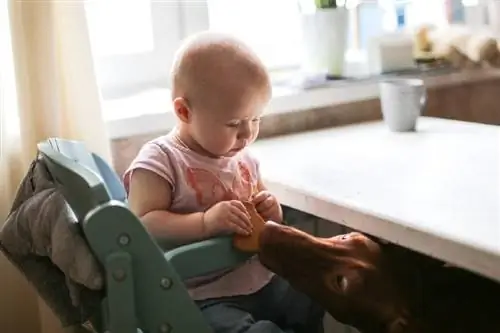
[37,138,256,333]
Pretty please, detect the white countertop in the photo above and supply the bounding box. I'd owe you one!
[251,117,500,282]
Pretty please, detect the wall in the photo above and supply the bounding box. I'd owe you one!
[425,72,500,124]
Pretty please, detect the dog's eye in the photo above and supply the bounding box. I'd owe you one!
[336,275,349,292]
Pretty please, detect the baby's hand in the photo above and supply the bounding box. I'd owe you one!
[203,200,253,236]
[252,191,282,222]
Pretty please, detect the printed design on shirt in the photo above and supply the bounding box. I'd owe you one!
[236,161,258,199]
[184,160,257,207]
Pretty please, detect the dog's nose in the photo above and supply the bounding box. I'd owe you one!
[259,220,282,248]
[263,220,284,234]
[261,221,280,236]
[265,220,280,226]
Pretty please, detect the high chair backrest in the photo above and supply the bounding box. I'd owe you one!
[37,137,214,333]
[37,138,113,221]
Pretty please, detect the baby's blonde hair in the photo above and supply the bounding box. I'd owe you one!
[170,31,271,109]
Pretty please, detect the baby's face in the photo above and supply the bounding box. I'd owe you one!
[171,33,271,157]
[189,87,269,157]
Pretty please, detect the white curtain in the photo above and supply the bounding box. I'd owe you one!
[0,0,112,332]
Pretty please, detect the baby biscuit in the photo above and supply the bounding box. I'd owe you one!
[233,201,266,252]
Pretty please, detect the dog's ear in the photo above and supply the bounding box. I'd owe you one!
[387,316,408,333]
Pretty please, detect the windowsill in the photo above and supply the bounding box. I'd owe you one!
[104,66,498,140]
[104,80,380,139]
[104,52,373,139]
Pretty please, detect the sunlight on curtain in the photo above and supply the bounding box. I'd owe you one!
[1,1,113,332]
[0,0,24,221]
[0,3,42,333]
[1,0,113,222]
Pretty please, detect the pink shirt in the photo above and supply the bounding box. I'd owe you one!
[123,130,274,300]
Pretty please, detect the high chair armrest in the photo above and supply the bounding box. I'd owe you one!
[164,237,253,280]
[84,201,213,333]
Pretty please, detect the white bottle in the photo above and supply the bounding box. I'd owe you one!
[487,0,500,37]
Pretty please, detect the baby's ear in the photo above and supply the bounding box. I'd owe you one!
[173,97,191,123]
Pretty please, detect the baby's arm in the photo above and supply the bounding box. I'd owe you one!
[128,168,209,243]
[128,168,252,243]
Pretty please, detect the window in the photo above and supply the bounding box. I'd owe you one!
[87,0,451,97]
[86,0,155,57]
[86,0,207,99]
[207,0,373,70]
[87,0,450,131]
[399,0,448,29]
[207,0,303,70]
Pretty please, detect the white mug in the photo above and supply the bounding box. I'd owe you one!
[379,78,427,132]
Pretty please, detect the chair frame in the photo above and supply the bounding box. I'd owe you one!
[37,138,255,333]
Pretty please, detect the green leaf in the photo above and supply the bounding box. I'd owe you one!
[314,0,337,9]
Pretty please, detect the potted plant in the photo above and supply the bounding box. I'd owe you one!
[299,0,349,77]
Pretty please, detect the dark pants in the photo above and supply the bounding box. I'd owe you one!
[196,275,325,333]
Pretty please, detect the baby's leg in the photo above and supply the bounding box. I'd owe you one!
[197,297,288,333]
[267,276,325,333]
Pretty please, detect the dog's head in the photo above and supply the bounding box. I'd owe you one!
[258,222,428,333]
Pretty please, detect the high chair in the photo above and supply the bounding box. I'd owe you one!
[37,138,255,333]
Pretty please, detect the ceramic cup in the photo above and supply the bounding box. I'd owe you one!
[379,78,427,132]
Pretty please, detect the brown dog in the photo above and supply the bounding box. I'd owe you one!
[258,221,500,333]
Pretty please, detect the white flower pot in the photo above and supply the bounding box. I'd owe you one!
[300,7,349,76]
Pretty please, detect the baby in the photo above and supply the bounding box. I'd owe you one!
[124,31,324,333]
